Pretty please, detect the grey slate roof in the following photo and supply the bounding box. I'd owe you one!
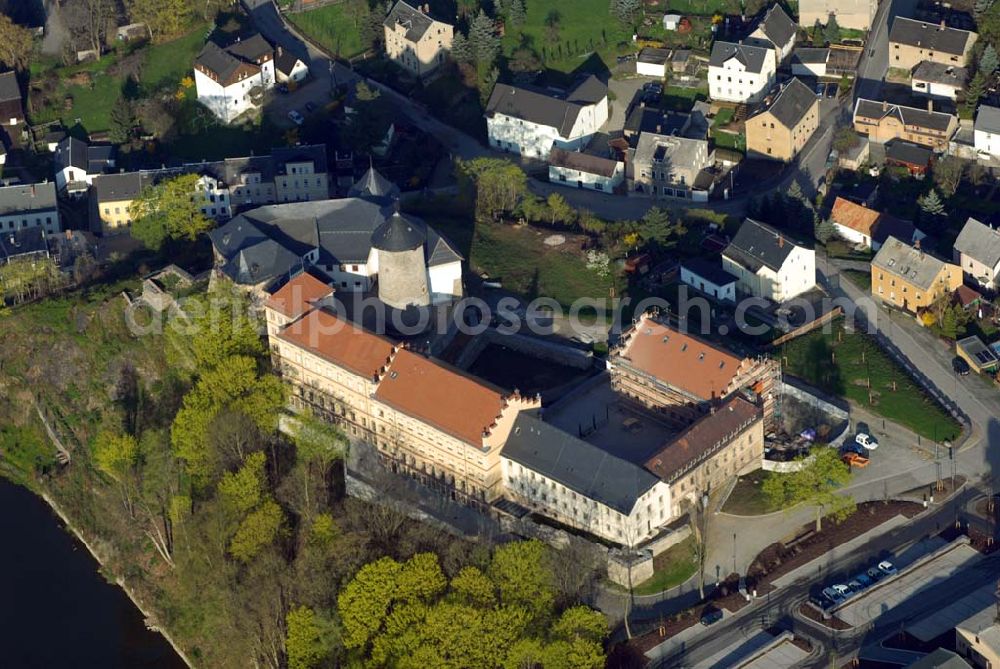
[0,71,20,102]
[854,98,955,132]
[681,258,738,286]
[274,49,302,77]
[54,137,88,172]
[638,47,671,65]
[872,236,950,290]
[502,414,661,515]
[371,211,426,251]
[889,17,974,56]
[209,215,307,286]
[384,0,436,42]
[885,139,933,166]
[912,61,967,86]
[624,106,689,137]
[0,226,48,263]
[724,218,798,272]
[195,41,245,83]
[486,77,607,138]
[349,166,400,200]
[0,182,58,215]
[709,41,770,74]
[954,217,1000,269]
[93,173,146,202]
[226,34,273,63]
[755,77,816,128]
[755,4,797,48]
[975,105,1000,135]
[792,47,829,64]
[225,155,275,185]
[548,147,620,177]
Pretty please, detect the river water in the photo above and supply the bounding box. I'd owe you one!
[0,479,186,668]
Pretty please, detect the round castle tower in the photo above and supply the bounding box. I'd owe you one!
[372,211,430,310]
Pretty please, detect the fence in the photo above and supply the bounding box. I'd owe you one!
[771,306,845,346]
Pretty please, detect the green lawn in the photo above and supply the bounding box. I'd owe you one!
[712,129,746,152]
[842,270,872,291]
[501,0,632,73]
[288,4,366,59]
[824,239,874,261]
[712,108,734,128]
[661,84,707,112]
[141,27,210,94]
[779,324,962,441]
[722,469,784,515]
[632,535,699,595]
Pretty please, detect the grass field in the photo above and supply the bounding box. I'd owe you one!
[502,0,632,73]
[632,535,699,595]
[842,270,872,291]
[722,469,784,515]
[661,84,707,111]
[288,4,366,59]
[779,324,962,441]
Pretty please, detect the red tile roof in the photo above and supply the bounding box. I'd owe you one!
[954,284,982,308]
[617,319,744,401]
[645,395,761,481]
[266,272,334,319]
[831,197,880,237]
[375,349,505,446]
[277,309,395,378]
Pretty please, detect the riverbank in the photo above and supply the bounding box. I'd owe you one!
[37,487,193,668]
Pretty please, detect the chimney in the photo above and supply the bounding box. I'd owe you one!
[424,3,429,12]
[927,98,933,113]
[778,235,784,248]
[882,99,888,112]
[277,45,283,57]
[940,19,946,29]
[656,123,662,133]
[30,184,35,197]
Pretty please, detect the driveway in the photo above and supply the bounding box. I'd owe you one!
[604,75,652,134]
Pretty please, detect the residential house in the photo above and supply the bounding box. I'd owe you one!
[745,78,820,162]
[829,196,922,250]
[953,216,1000,289]
[645,395,764,518]
[798,0,877,30]
[791,48,829,77]
[838,137,870,170]
[852,98,957,150]
[679,258,737,302]
[973,104,1000,158]
[722,218,816,302]
[500,414,672,545]
[708,41,776,104]
[955,335,999,374]
[274,46,308,84]
[53,137,115,197]
[630,132,713,201]
[870,236,962,313]
[383,1,454,77]
[0,226,49,265]
[547,147,624,193]
[210,194,462,302]
[750,4,798,63]
[485,76,609,159]
[268,293,539,505]
[0,182,60,235]
[955,622,1000,669]
[194,34,279,124]
[92,172,146,233]
[911,61,966,100]
[609,313,781,428]
[637,47,671,78]
[623,105,692,143]
[0,71,23,126]
[888,18,977,71]
[954,284,983,311]
[885,139,934,176]
[272,144,330,202]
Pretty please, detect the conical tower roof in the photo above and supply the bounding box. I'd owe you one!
[371,211,426,252]
[349,164,400,200]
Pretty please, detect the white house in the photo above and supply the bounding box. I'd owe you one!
[791,48,829,77]
[547,147,624,193]
[974,105,1000,158]
[274,46,308,84]
[680,258,737,302]
[829,196,924,251]
[52,137,115,197]
[911,61,966,101]
[485,76,609,160]
[722,218,816,301]
[637,47,670,78]
[953,217,1000,290]
[0,182,61,235]
[194,34,277,124]
[709,41,776,104]
[750,4,798,63]
[500,414,673,545]
[630,132,713,201]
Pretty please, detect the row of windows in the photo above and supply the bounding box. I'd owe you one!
[3,216,55,230]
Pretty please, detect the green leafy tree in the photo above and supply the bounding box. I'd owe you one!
[543,9,561,42]
[229,498,283,563]
[546,192,574,226]
[469,10,501,65]
[218,451,267,515]
[188,284,264,371]
[488,540,555,625]
[479,64,500,107]
[965,71,987,116]
[286,605,336,669]
[344,82,393,155]
[451,566,496,607]
[762,446,854,530]
[933,155,965,197]
[611,0,641,26]
[833,127,861,153]
[918,188,945,216]
[338,556,404,652]
[291,413,347,514]
[508,0,527,26]
[0,13,33,70]
[815,218,837,244]
[450,31,474,64]
[93,432,140,515]
[823,14,840,44]
[640,206,687,249]
[458,158,528,221]
[129,173,214,250]
[109,94,136,145]
[982,44,999,74]
[127,0,191,41]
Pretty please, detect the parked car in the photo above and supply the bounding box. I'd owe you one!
[855,573,873,588]
[288,110,304,125]
[848,579,865,593]
[815,83,824,97]
[856,433,879,450]
[842,452,870,468]
[304,101,317,113]
[842,441,865,456]
[700,607,723,626]
[867,567,883,581]
[953,356,971,376]
[832,584,851,596]
[822,586,845,605]
[877,560,897,576]
[825,83,838,98]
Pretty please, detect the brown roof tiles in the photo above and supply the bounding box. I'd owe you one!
[266,272,334,319]
[831,197,881,236]
[277,309,395,379]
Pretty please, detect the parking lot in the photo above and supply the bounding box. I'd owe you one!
[831,539,983,628]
